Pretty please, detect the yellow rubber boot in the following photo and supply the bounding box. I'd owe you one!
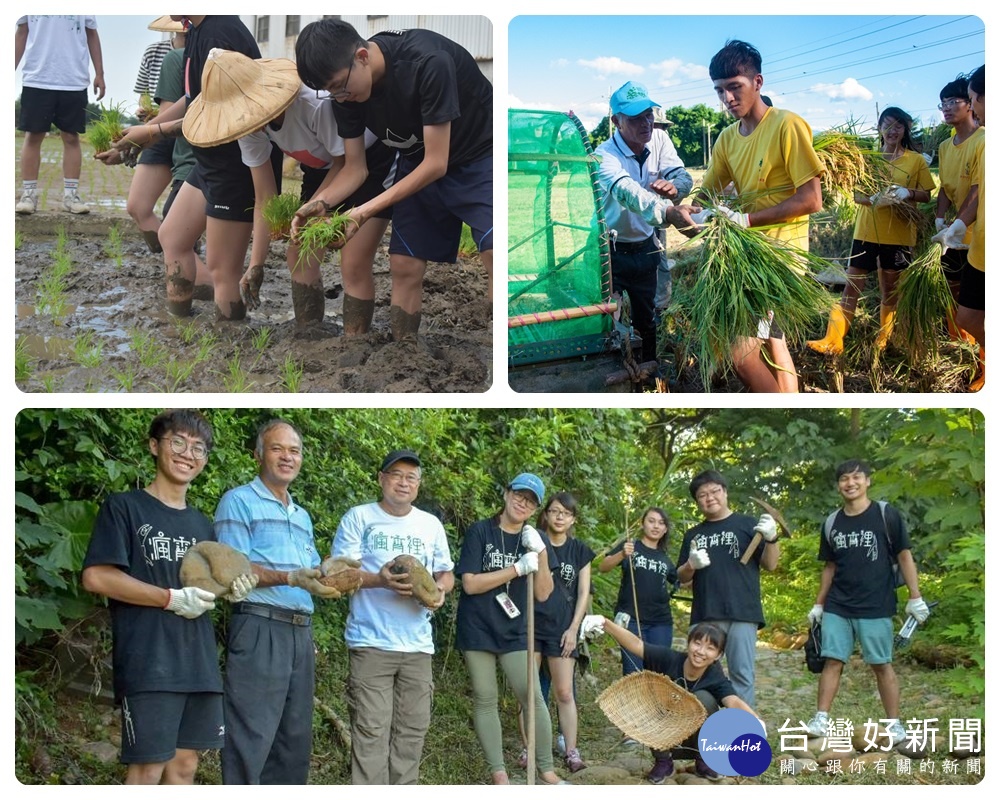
[807,305,851,355]
[875,306,897,351]
[947,315,977,346]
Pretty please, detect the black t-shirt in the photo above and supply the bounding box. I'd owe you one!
[610,540,677,625]
[643,644,737,706]
[333,29,493,167]
[184,15,260,184]
[83,490,222,701]
[818,502,911,619]
[678,513,766,627]
[454,517,556,653]
[535,536,595,636]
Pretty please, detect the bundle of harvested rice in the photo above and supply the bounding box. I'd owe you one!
[262,192,301,241]
[88,103,129,155]
[138,92,159,121]
[681,212,838,390]
[813,126,881,203]
[892,243,954,361]
[294,209,357,269]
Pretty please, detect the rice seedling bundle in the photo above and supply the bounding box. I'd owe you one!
[294,208,357,268]
[88,102,129,155]
[138,92,159,121]
[892,243,953,362]
[682,213,837,389]
[262,192,301,240]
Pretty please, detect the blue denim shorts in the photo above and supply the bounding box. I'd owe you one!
[821,612,893,665]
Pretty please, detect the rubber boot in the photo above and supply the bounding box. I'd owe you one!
[946,314,977,346]
[874,306,897,351]
[807,305,851,355]
[140,229,163,254]
[970,344,985,392]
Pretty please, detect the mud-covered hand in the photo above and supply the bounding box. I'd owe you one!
[227,572,258,603]
[807,604,824,625]
[513,551,539,577]
[291,198,330,239]
[754,513,778,542]
[287,567,342,598]
[579,614,606,641]
[327,208,365,251]
[905,597,930,623]
[240,264,265,310]
[94,148,124,166]
[521,524,545,553]
[165,586,216,619]
[688,548,711,570]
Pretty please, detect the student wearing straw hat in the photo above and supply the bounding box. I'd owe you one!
[108,15,281,320]
[181,49,397,330]
[292,20,493,342]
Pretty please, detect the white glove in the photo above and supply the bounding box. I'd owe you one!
[165,586,216,619]
[938,219,969,250]
[754,513,778,542]
[935,217,947,233]
[807,604,824,625]
[513,551,539,577]
[717,204,750,228]
[888,185,911,202]
[905,597,930,623]
[521,524,545,554]
[688,548,711,570]
[227,572,258,603]
[690,208,714,225]
[579,614,606,641]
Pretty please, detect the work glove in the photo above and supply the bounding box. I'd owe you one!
[579,614,606,641]
[690,208,713,225]
[754,513,778,542]
[521,524,545,554]
[807,604,824,625]
[688,548,711,570]
[165,586,216,619]
[932,219,968,251]
[227,572,258,604]
[716,204,750,228]
[513,551,539,577]
[935,217,947,233]
[287,567,342,598]
[886,185,911,203]
[905,597,930,623]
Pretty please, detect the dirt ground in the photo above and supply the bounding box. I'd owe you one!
[13,135,491,393]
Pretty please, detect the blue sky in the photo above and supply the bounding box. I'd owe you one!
[508,15,985,134]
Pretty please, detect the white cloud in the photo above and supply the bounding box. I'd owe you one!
[576,56,644,78]
[551,58,569,69]
[809,77,873,102]
[648,58,709,84]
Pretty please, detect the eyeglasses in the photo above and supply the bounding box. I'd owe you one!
[383,470,421,485]
[547,509,574,519]
[510,490,539,510]
[160,436,208,460]
[327,48,360,100]
[938,99,968,110]
[695,486,725,502]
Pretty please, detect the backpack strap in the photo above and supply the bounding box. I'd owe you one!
[823,510,839,546]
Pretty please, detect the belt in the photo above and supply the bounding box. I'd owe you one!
[233,602,311,627]
[613,235,658,255]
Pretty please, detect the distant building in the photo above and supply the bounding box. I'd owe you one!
[241,15,493,82]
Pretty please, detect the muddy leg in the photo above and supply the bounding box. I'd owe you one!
[292,280,326,326]
[142,229,163,254]
[342,294,375,335]
[165,259,194,316]
[159,183,206,317]
[340,218,387,334]
[388,253,427,341]
[390,306,422,341]
[205,217,252,321]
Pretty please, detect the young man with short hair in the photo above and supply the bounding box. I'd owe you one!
[698,40,824,392]
[804,460,928,744]
[292,19,494,340]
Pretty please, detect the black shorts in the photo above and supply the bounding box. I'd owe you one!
[389,154,493,262]
[161,179,185,220]
[849,239,912,273]
[534,634,579,659]
[941,247,968,282]
[958,263,985,311]
[18,86,88,134]
[300,142,395,221]
[119,691,224,764]
[138,137,175,167]
[186,142,282,222]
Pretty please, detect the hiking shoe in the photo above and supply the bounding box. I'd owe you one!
[517,748,528,769]
[555,733,566,757]
[62,191,89,214]
[805,711,830,737]
[564,748,586,773]
[646,757,674,784]
[695,758,722,781]
[15,190,37,215]
[886,720,907,746]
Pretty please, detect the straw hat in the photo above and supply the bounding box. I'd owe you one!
[148,16,185,33]
[597,670,708,750]
[183,49,301,148]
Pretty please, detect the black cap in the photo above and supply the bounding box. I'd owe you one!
[380,449,421,473]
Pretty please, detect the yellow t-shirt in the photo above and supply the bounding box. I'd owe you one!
[968,137,985,272]
[938,127,984,246]
[703,107,824,249]
[853,150,935,247]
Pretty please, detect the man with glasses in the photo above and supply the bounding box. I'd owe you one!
[676,470,780,708]
[82,410,254,784]
[292,19,494,341]
[214,419,340,784]
[331,450,454,784]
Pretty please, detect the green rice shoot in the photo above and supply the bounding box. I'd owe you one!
[892,243,954,362]
[262,193,301,240]
[88,102,129,155]
[138,92,158,120]
[294,208,356,268]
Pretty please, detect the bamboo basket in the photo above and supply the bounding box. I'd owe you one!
[597,670,707,750]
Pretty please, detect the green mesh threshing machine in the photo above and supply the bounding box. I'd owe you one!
[508,109,645,392]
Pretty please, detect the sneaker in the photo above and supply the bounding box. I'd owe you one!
[564,748,586,773]
[805,711,830,737]
[555,733,566,757]
[62,191,89,214]
[646,757,674,783]
[15,191,37,215]
[621,736,640,749]
[886,719,907,746]
[694,758,722,781]
[517,748,528,769]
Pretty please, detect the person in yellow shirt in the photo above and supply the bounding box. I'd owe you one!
[699,40,824,393]
[933,76,982,343]
[808,108,934,355]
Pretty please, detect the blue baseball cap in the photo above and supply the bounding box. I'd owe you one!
[610,81,660,117]
[509,473,545,504]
